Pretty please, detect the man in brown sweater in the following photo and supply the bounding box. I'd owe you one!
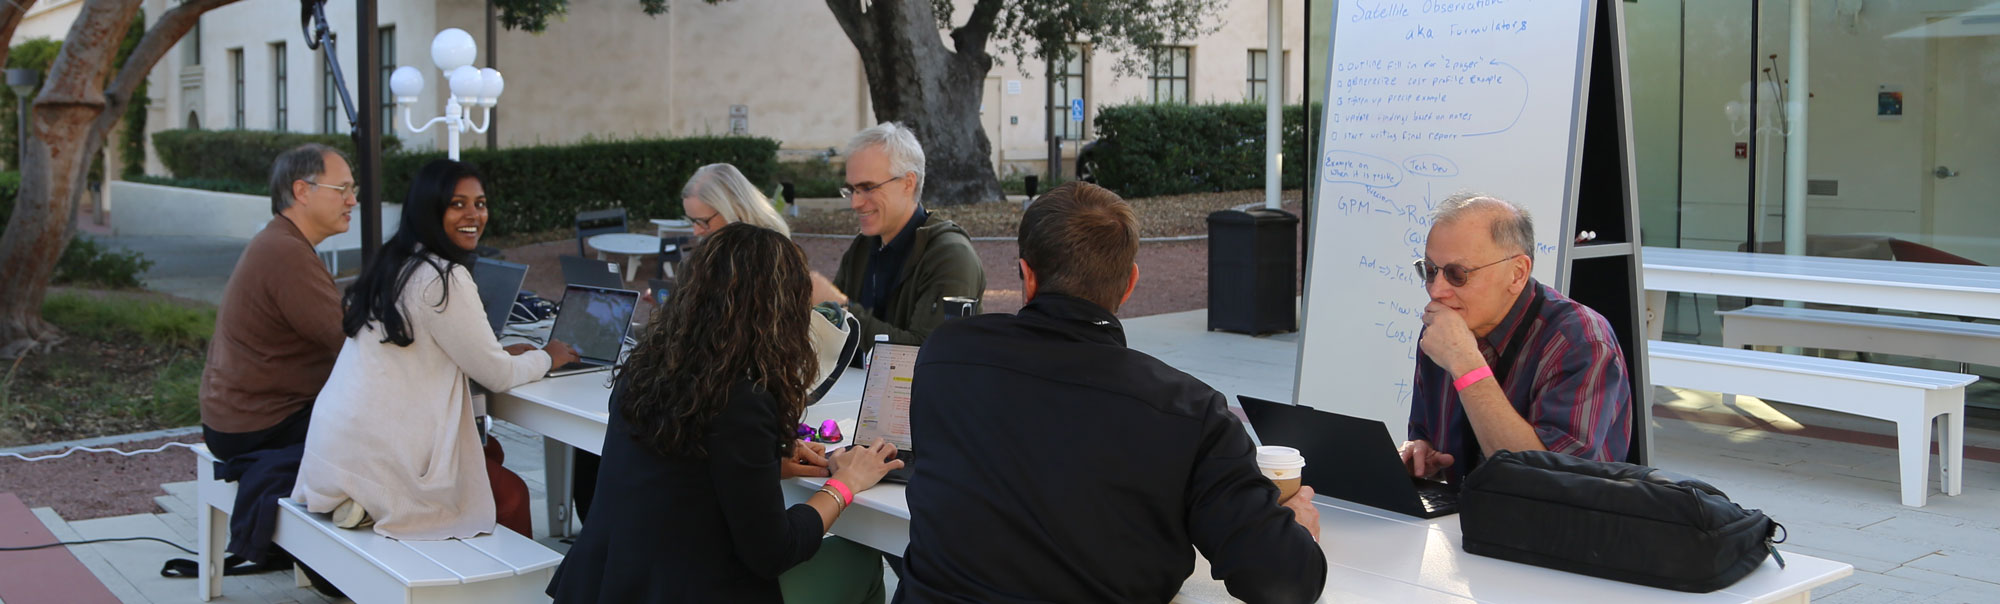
[200,144,356,462]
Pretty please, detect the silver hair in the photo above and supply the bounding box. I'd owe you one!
[844,122,926,202]
[1432,193,1534,257]
[268,143,349,215]
[681,163,791,237]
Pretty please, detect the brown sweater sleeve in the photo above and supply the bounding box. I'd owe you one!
[269,246,347,353]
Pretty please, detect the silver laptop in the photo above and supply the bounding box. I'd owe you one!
[471,258,529,337]
[546,284,639,377]
[849,342,920,482]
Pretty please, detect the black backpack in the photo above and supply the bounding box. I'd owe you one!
[1459,450,1785,593]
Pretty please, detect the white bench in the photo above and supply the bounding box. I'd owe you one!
[194,445,561,603]
[1648,342,1976,508]
[1648,341,1974,507]
[1719,305,2000,369]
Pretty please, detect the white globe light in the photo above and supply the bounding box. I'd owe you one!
[478,68,504,104]
[389,65,424,101]
[448,65,482,102]
[431,28,477,72]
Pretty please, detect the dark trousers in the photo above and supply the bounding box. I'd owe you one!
[203,407,313,463]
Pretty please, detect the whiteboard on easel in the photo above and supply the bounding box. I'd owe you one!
[1293,1,1594,433]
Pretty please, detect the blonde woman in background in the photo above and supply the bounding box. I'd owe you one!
[680,162,845,304]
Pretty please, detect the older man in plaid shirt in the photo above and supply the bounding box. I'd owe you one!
[1399,194,1633,482]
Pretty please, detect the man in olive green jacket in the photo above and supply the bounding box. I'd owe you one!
[818,122,986,357]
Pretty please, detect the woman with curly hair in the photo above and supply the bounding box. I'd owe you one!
[548,223,902,603]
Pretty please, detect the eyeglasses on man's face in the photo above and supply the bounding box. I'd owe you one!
[1412,255,1521,288]
[839,175,904,200]
[304,179,357,201]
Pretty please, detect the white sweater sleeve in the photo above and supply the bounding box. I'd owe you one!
[419,261,552,392]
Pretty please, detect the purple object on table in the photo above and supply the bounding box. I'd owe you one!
[819,419,842,443]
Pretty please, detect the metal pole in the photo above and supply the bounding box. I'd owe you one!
[1744,3,1760,254]
[1783,0,1808,258]
[1265,0,1282,210]
[486,0,498,150]
[357,0,383,266]
[1045,49,1059,187]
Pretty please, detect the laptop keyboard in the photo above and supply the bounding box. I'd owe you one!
[1418,488,1458,512]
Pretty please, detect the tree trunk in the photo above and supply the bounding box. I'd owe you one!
[0,0,231,356]
[827,0,1004,206]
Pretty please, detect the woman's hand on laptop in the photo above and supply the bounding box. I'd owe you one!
[542,339,580,368]
[828,438,904,492]
[1283,486,1322,542]
[782,440,831,479]
[504,343,537,356]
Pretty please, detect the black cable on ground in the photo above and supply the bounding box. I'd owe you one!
[0,536,196,556]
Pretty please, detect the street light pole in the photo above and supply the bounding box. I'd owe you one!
[6,68,40,173]
[389,29,506,161]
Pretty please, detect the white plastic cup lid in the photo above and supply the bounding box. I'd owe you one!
[1256,445,1306,469]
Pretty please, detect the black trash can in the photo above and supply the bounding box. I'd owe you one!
[1207,208,1298,334]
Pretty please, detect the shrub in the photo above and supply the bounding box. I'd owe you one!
[381,136,780,237]
[55,237,154,289]
[41,292,215,350]
[127,174,267,195]
[152,128,403,184]
[1088,102,1314,198]
[0,170,19,228]
[774,159,844,199]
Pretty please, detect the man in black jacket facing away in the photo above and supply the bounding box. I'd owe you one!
[896,182,1327,603]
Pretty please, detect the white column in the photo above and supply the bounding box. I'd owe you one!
[1784,0,1809,257]
[1265,0,1283,210]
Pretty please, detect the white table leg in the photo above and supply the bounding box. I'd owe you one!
[544,438,573,538]
[624,256,640,282]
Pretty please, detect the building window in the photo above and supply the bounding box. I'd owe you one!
[230,48,244,129]
[1248,50,1287,103]
[1052,44,1088,140]
[379,26,395,136]
[323,57,338,134]
[183,18,200,66]
[1150,46,1191,104]
[272,42,288,131]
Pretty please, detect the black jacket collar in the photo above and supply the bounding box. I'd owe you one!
[1018,293,1125,347]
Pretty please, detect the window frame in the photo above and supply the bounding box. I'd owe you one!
[1150,46,1192,104]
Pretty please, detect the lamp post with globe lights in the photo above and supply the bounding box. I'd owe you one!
[390,28,504,160]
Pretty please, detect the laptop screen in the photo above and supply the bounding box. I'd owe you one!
[471,258,528,336]
[560,255,625,290]
[549,285,638,364]
[852,342,919,450]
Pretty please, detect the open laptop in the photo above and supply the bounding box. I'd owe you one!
[545,284,640,377]
[470,258,529,337]
[1238,395,1458,519]
[849,342,920,483]
[646,279,674,306]
[559,255,625,290]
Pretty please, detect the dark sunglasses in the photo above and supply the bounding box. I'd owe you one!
[1412,255,1520,287]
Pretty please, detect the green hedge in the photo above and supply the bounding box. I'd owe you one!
[1089,102,1313,198]
[152,129,403,184]
[381,136,780,237]
[0,171,152,288]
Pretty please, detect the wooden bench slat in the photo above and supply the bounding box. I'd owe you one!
[462,526,566,574]
[1649,341,1977,389]
[277,499,463,587]
[403,539,516,583]
[1721,306,2000,337]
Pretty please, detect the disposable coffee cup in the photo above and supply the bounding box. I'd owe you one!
[1256,445,1307,503]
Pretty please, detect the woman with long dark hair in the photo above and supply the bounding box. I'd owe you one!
[293,159,578,539]
[548,223,901,603]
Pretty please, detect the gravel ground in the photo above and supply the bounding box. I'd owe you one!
[0,433,201,519]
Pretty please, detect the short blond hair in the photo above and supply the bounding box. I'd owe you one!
[681,163,790,237]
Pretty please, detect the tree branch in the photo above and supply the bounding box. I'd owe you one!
[86,0,238,154]
[0,1,44,72]
[824,0,877,52]
[948,0,1001,59]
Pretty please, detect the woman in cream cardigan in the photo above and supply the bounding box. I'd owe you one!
[293,159,579,539]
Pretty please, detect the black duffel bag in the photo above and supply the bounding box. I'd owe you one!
[1459,450,1784,593]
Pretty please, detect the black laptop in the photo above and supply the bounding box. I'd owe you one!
[545,285,639,377]
[470,257,529,336]
[1238,395,1458,519]
[847,342,920,483]
[559,254,625,290]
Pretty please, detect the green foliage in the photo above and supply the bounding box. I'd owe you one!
[774,159,844,199]
[41,293,215,350]
[380,136,780,237]
[55,237,155,290]
[0,170,19,228]
[127,174,267,195]
[495,0,673,31]
[1089,102,1314,198]
[151,129,403,183]
[1,38,63,169]
[119,10,150,179]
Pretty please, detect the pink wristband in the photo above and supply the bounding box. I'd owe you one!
[824,478,854,506]
[1453,366,1494,392]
